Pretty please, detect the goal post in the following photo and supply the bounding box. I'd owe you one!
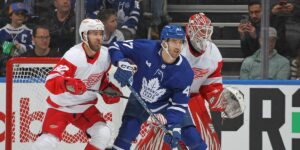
[5,57,60,150]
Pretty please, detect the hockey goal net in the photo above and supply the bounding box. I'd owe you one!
[5,57,169,150]
[5,57,61,150]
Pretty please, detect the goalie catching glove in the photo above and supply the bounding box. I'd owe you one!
[114,58,137,87]
[220,87,245,118]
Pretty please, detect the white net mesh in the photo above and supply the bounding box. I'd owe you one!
[12,63,57,143]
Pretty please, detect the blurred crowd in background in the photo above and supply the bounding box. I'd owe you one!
[0,0,299,80]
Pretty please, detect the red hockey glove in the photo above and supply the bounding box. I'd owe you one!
[65,78,87,95]
[100,83,122,104]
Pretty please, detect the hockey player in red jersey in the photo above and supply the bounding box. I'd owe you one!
[31,19,122,150]
[181,12,245,150]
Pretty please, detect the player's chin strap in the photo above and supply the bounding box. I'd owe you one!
[161,42,176,62]
[82,32,97,52]
[83,32,91,48]
[126,78,185,150]
[219,87,245,119]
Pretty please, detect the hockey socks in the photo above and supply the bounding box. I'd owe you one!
[113,116,142,150]
[181,126,207,150]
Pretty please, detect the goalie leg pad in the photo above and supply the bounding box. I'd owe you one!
[86,122,112,150]
[31,133,60,150]
[181,126,207,150]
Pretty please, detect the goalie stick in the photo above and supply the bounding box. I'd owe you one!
[87,89,129,99]
[126,82,186,150]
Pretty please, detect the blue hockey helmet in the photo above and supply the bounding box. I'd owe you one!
[160,25,185,41]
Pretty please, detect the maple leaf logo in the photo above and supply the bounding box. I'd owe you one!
[140,78,166,103]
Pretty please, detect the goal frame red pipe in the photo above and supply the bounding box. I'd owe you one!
[5,57,60,150]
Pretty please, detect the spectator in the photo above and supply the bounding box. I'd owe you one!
[106,0,140,40]
[21,25,60,57]
[0,2,33,76]
[238,1,261,57]
[149,0,170,39]
[41,0,75,56]
[240,27,290,80]
[0,1,12,27]
[0,2,33,56]
[290,47,300,79]
[270,0,295,58]
[97,8,124,47]
[279,0,300,58]
[27,0,54,21]
[85,0,105,18]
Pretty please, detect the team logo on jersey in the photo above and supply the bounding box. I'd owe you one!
[53,65,69,75]
[192,67,209,79]
[140,78,166,103]
[83,72,105,88]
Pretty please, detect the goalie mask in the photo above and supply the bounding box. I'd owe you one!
[79,19,104,48]
[186,13,213,53]
[220,87,245,119]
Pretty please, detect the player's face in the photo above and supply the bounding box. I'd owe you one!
[167,38,184,58]
[87,30,103,52]
[196,27,211,40]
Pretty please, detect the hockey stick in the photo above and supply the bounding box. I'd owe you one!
[126,82,185,150]
[87,89,129,99]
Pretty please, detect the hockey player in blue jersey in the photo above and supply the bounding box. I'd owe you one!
[109,25,207,150]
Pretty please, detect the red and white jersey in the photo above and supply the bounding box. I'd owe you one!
[181,39,224,111]
[45,43,111,113]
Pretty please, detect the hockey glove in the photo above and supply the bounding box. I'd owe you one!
[163,127,181,148]
[114,58,137,87]
[220,87,245,118]
[65,78,87,95]
[100,83,123,104]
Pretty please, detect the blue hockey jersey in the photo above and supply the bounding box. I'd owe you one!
[107,0,140,31]
[0,24,33,56]
[109,39,194,126]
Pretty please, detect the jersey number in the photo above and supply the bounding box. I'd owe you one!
[183,86,191,97]
[122,40,133,49]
